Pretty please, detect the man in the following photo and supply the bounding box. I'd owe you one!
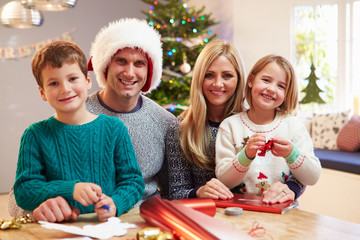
[9,18,175,222]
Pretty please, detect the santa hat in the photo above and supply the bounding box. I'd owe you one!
[88,18,163,93]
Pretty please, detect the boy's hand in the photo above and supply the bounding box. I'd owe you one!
[33,196,80,223]
[271,136,293,158]
[245,133,266,159]
[73,182,102,206]
[94,194,117,222]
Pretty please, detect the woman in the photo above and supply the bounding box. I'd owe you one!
[166,40,305,203]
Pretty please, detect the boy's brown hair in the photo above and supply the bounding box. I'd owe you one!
[31,41,88,88]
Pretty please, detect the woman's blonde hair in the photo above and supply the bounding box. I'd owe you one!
[245,54,298,115]
[179,39,246,170]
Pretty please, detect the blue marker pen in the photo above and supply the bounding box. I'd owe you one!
[102,205,114,212]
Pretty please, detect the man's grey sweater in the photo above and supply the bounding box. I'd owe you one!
[86,92,175,205]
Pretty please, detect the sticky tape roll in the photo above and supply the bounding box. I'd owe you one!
[224,207,243,216]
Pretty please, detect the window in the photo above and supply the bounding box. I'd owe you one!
[347,1,360,102]
[292,0,360,112]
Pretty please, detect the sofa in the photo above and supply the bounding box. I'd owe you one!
[314,149,360,175]
[302,111,360,175]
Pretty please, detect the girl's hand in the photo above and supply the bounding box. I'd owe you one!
[196,178,234,200]
[271,136,293,158]
[73,182,102,206]
[245,133,266,159]
[262,182,295,204]
[94,194,116,222]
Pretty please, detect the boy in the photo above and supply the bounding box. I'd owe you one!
[14,41,144,222]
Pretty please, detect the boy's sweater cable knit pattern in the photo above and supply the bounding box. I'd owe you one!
[14,114,144,216]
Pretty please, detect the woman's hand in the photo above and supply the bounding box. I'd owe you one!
[262,181,295,204]
[196,178,233,200]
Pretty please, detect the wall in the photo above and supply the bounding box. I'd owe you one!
[189,0,234,42]
[299,168,360,224]
[233,0,292,72]
[191,0,292,73]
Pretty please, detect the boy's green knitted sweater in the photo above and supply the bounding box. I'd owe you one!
[14,114,144,216]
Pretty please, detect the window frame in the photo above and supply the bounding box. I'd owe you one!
[291,0,359,112]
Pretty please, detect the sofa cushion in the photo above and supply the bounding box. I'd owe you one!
[311,111,350,150]
[337,115,360,152]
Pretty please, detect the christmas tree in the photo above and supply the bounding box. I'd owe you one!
[141,0,217,115]
[300,60,326,104]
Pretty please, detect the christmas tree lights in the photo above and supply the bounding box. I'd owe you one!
[141,0,217,115]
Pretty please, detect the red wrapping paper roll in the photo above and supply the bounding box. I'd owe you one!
[140,196,219,240]
[139,196,254,240]
[178,198,216,216]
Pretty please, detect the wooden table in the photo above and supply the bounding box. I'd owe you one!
[2,207,360,240]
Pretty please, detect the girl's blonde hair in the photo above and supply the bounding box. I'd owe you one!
[245,54,298,115]
[179,39,246,170]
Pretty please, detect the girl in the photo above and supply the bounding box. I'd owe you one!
[215,54,321,203]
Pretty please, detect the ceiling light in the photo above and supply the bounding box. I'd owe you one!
[21,0,77,12]
[0,1,43,29]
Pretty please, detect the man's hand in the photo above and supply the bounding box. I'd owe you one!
[33,196,80,223]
